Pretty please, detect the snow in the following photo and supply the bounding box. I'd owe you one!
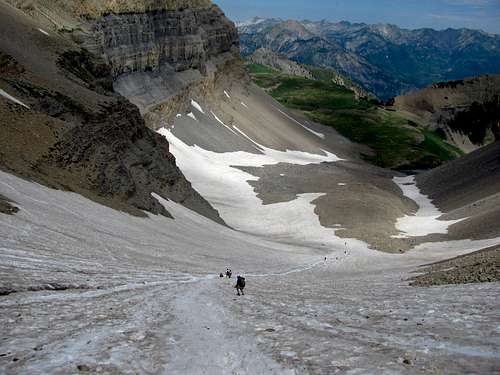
[156,127,372,253]
[338,183,347,186]
[176,114,182,118]
[1,168,500,374]
[210,110,239,136]
[240,101,249,109]
[38,28,49,36]
[163,279,294,375]
[276,108,325,139]
[224,90,231,99]
[1,87,500,374]
[187,112,198,121]
[0,88,30,109]
[392,175,465,238]
[191,99,205,114]
[236,17,266,28]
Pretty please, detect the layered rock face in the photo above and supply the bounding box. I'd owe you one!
[86,5,239,77]
[6,0,212,18]
[67,1,243,124]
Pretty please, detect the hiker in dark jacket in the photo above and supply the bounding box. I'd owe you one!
[235,276,246,296]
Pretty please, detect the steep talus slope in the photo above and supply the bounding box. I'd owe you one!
[392,75,500,152]
[239,18,500,100]
[0,1,223,222]
[416,141,500,241]
[417,141,500,212]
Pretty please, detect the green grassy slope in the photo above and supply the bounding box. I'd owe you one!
[248,63,463,169]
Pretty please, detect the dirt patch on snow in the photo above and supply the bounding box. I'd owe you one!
[0,194,18,215]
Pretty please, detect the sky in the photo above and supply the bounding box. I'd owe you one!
[214,0,500,34]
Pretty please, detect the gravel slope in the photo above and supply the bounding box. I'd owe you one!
[411,246,500,286]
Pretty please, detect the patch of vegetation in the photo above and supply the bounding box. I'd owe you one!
[249,63,462,169]
[270,77,371,112]
[247,63,279,75]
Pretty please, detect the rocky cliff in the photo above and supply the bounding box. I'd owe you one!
[5,0,242,119]
[78,0,242,126]
[0,0,232,223]
[85,3,238,77]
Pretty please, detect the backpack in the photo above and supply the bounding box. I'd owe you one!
[238,277,246,288]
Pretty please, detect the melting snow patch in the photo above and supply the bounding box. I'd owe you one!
[187,112,198,121]
[276,107,325,139]
[240,101,249,109]
[338,183,347,186]
[38,28,49,36]
[0,89,30,109]
[392,175,465,238]
[156,126,375,255]
[191,99,205,114]
[176,114,182,118]
[224,90,231,99]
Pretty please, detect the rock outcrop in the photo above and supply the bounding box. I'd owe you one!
[70,0,243,126]
[392,74,500,151]
[85,4,239,77]
[0,0,228,223]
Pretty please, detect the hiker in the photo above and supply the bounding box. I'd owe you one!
[219,273,224,278]
[228,269,232,279]
[235,275,246,296]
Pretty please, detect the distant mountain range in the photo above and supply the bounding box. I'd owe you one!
[238,17,500,100]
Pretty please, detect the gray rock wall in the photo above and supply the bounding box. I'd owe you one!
[87,5,239,77]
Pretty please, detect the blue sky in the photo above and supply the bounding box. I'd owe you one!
[214,0,500,34]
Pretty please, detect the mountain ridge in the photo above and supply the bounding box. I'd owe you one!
[238,17,500,100]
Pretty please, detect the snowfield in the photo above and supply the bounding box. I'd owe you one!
[1,156,500,374]
[1,170,499,374]
[157,127,350,251]
[392,176,465,238]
